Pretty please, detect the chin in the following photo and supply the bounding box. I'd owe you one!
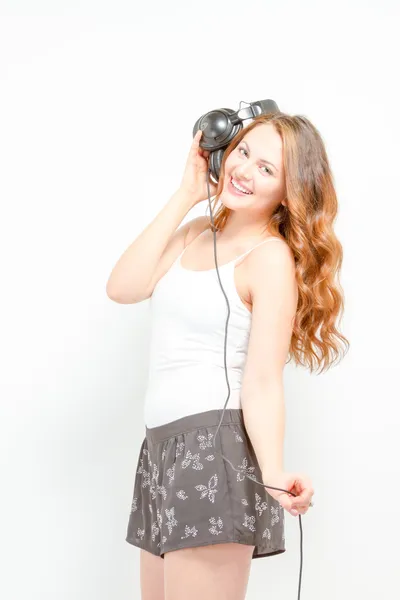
[218,190,236,210]
[219,188,253,210]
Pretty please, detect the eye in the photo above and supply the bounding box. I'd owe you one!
[261,165,272,175]
[239,146,272,175]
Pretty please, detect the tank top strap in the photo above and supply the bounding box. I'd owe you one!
[233,237,285,265]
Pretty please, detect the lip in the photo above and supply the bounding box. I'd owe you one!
[229,176,253,195]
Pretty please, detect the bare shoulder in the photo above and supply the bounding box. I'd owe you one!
[249,236,295,271]
[184,215,211,245]
[245,237,297,301]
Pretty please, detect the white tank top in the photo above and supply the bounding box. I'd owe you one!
[143,232,284,427]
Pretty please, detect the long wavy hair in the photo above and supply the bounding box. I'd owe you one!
[208,112,349,373]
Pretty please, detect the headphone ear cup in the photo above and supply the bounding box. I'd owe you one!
[209,149,225,183]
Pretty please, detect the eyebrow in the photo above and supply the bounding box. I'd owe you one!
[241,140,278,172]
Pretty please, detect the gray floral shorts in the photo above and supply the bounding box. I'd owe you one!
[125,408,286,559]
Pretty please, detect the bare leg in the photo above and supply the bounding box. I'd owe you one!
[140,549,165,600]
[164,543,255,600]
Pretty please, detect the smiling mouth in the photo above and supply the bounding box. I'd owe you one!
[229,176,253,195]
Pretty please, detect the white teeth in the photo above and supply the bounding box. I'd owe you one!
[231,178,252,194]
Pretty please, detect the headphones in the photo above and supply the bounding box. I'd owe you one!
[193,98,280,183]
[192,99,306,600]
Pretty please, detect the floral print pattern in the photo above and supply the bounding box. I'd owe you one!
[255,493,268,516]
[181,450,204,470]
[195,474,219,503]
[209,516,224,535]
[236,457,257,482]
[125,411,285,560]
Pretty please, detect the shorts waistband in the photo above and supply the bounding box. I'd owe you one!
[145,408,244,444]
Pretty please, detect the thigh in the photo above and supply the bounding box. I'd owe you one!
[140,549,165,600]
[164,542,255,600]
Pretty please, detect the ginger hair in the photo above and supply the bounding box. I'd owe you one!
[208,112,349,372]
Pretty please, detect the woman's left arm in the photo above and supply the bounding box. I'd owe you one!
[240,239,298,480]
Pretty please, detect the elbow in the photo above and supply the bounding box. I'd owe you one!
[106,279,120,302]
[106,280,128,303]
[105,281,147,304]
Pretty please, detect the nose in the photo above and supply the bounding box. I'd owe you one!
[236,164,252,180]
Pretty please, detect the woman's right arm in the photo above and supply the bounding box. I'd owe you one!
[106,129,217,304]
[105,190,209,304]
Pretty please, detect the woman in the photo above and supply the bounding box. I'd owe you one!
[106,112,348,600]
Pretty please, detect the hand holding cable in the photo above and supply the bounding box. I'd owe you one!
[261,471,314,517]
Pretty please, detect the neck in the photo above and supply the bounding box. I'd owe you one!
[215,212,270,242]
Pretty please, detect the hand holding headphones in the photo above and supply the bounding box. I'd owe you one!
[179,130,218,206]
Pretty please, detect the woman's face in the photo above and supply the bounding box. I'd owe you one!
[220,123,286,216]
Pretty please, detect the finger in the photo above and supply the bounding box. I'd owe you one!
[298,502,313,515]
[292,499,312,510]
[291,493,312,509]
[189,130,203,157]
[291,477,308,493]
[277,493,293,513]
[290,492,310,507]
[193,130,203,145]
[296,476,313,492]
[293,506,308,516]
[289,500,312,516]
[290,492,313,510]
[288,504,301,517]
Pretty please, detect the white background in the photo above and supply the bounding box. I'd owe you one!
[1,1,399,599]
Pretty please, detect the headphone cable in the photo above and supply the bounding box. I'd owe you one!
[205,167,304,600]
